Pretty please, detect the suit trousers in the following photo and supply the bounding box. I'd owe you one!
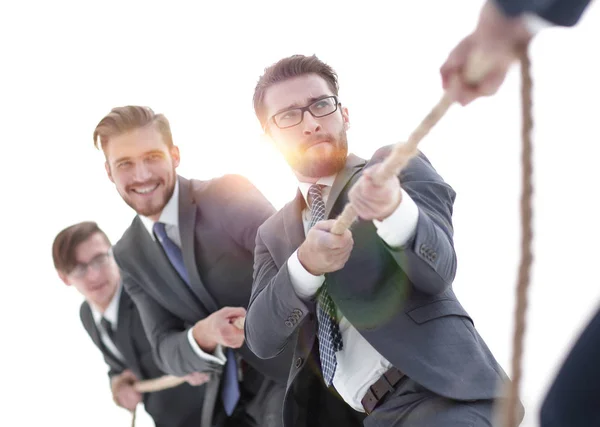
[539,305,600,427]
[363,376,501,427]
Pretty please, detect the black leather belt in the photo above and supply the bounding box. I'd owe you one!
[361,367,405,415]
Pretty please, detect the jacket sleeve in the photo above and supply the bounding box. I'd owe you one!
[374,149,458,295]
[119,272,222,377]
[245,227,314,360]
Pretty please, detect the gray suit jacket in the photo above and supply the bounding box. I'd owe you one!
[80,289,206,427]
[113,174,290,425]
[245,147,514,426]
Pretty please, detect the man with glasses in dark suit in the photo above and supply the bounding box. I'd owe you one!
[52,221,209,427]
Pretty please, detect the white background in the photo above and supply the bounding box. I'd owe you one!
[1,1,598,426]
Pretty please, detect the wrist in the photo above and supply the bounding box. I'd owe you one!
[192,321,217,353]
[376,190,402,222]
[477,1,532,45]
[513,18,534,43]
[297,243,322,276]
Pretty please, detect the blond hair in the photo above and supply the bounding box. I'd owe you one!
[93,105,173,150]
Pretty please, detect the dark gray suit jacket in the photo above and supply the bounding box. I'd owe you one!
[246,147,515,426]
[80,288,206,427]
[113,174,290,424]
[494,0,591,26]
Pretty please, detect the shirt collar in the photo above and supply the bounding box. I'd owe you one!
[297,174,337,206]
[90,283,123,328]
[139,179,180,240]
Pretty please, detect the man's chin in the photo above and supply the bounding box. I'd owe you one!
[127,200,164,218]
[138,207,163,218]
[293,158,346,178]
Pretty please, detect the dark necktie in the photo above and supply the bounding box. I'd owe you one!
[153,222,189,285]
[101,316,115,342]
[308,184,344,387]
[153,221,240,415]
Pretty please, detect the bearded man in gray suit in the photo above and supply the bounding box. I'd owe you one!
[244,54,523,427]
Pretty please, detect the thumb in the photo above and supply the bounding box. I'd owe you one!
[310,219,336,233]
[441,36,473,89]
[121,370,137,380]
[219,306,247,320]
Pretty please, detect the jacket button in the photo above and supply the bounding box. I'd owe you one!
[294,357,303,368]
[285,320,293,328]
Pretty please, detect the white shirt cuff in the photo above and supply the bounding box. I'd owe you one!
[373,188,419,248]
[287,249,325,300]
[186,328,226,365]
[522,13,553,35]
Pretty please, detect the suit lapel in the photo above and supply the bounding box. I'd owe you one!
[178,176,219,314]
[325,154,367,219]
[133,218,206,319]
[86,310,126,369]
[84,306,102,346]
[283,190,307,251]
[113,290,141,373]
[282,153,366,249]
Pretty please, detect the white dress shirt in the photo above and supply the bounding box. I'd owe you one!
[90,284,126,362]
[139,179,226,366]
[287,174,420,412]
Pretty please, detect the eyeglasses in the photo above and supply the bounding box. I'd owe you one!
[269,96,340,129]
[69,249,113,278]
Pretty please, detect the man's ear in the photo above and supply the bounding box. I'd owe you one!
[342,106,350,130]
[58,271,71,287]
[170,145,181,168]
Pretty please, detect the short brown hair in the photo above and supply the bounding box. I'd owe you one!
[52,221,111,273]
[253,54,339,128]
[93,105,173,151]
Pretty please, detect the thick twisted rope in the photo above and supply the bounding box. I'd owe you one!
[126,374,187,426]
[498,45,533,427]
[133,375,186,393]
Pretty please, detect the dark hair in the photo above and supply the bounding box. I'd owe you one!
[52,221,111,273]
[93,105,173,151]
[253,54,339,128]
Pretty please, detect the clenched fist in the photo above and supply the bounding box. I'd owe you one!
[297,219,354,276]
[192,307,247,352]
